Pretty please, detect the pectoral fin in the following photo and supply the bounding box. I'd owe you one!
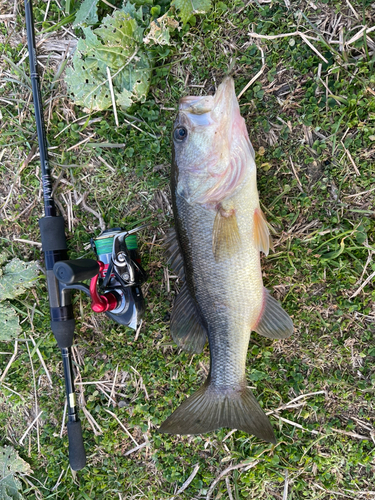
[171,283,207,354]
[253,208,273,256]
[253,288,293,339]
[212,208,240,262]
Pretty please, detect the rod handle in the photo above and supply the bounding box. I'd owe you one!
[67,420,86,471]
[53,259,100,285]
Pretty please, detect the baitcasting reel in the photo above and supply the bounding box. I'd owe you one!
[53,226,147,329]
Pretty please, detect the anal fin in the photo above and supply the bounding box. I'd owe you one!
[253,288,293,339]
[171,283,207,354]
[253,208,273,256]
[212,207,240,262]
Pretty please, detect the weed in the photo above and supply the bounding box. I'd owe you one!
[0,0,374,498]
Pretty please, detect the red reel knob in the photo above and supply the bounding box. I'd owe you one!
[90,261,118,313]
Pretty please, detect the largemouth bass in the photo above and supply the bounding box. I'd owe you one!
[160,77,293,443]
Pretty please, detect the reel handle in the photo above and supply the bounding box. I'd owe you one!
[53,259,99,285]
[90,261,119,313]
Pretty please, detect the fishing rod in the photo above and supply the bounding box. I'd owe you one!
[24,0,147,470]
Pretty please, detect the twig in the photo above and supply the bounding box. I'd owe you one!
[269,390,327,413]
[331,427,369,440]
[25,335,40,452]
[97,155,116,172]
[66,133,96,152]
[19,411,43,445]
[123,116,157,138]
[170,464,201,499]
[346,26,375,47]
[289,157,304,192]
[9,199,36,222]
[54,113,91,139]
[106,67,119,127]
[43,0,51,21]
[97,382,117,406]
[51,469,65,491]
[76,380,119,385]
[1,382,25,399]
[225,477,234,500]
[81,406,103,435]
[299,33,328,63]
[238,46,265,99]
[0,341,18,383]
[319,77,343,106]
[343,186,375,198]
[313,483,375,498]
[108,364,119,407]
[277,416,322,435]
[350,270,375,298]
[81,193,105,231]
[222,429,237,442]
[19,144,38,174]
[60,400,67,438]
[103,408,139,445]
[346,0,360,19]
[134,319,143,342]
[29,336,53,387]
[206,461,259,500]
[131,366,149,401]
[248,30,328,63]
[124,440,149,456]
[283,470,289,500]
[1,183,14,213]
[101,0,118,7]
[13,237,42,247]
[341,140,360,175]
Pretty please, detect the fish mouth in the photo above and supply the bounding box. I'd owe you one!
[179,77,238,118]
[178,77,241,131]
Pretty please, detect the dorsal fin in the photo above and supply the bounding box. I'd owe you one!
[253,208,273,256]
[164,227,185,280]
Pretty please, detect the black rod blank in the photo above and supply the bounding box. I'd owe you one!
[24,0,55,217]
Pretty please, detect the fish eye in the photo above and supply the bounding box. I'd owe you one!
[174,126,188,142]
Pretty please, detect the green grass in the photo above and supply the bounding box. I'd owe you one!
[1,0,375,498]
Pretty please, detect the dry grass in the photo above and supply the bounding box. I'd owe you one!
[1,0,375,498]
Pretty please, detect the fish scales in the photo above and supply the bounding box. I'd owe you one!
[174,172,262,388]
[160,77,294,443]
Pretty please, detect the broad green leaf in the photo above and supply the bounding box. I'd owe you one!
[0,446,32,500]
[122,2,144,23]
[143,14,179,45]
[172,0,211,25]
[0,303,21,341]
[65,7,152,112]
[355,231,367,244]
[0,252,8,268]
[73,0,99,27]
[116,88,133,109]
[0,259,39,301]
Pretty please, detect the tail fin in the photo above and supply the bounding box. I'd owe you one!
[159,382,276,444]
